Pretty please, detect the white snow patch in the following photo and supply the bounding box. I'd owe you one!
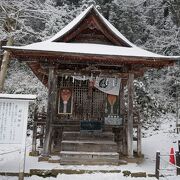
[0,113,180,180]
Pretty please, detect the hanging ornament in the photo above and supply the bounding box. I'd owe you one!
[60,88,72,113]
[107,94,117,114]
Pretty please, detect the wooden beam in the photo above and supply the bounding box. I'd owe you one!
[127,73,134,158]
[37,67,143,79]
[42,67,57,156]
[9,50,174,68]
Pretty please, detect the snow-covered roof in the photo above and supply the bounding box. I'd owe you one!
[4,42,173,59]
[47,5,134,47]
[2,5,178,61]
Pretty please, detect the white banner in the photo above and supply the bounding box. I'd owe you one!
[73,76,121,95]
[94,77,121,96]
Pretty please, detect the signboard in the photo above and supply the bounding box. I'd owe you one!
[0,94,36,144]
[0,100,29,144]
[0,94,36,180]
[104,116,122,126]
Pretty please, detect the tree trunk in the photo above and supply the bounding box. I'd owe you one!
[0,37,13,91]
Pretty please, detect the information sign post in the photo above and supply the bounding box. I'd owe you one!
[0,94,36,180]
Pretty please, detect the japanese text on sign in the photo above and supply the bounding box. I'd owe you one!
[0,100,27,144]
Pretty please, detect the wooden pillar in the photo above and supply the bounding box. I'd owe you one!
[137,124,142,156]
[119,80,126,155]
[127,73,134,158]
[42,66,57,156]
[40,107,46,148]
[39,125,44,148]
[32,106,38,153]
[119,80,125,116]
[155,151,160,179]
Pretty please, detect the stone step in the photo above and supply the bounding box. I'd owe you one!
[62,131,114,141]
[63,125,80,131]
[61,140,118,152]
[62,125,113,132]
[60,151,119,165]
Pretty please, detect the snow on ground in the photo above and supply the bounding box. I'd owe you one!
[0,174,179,180]
[0,113,180,180]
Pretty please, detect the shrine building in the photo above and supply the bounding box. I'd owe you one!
[3,5,175,165]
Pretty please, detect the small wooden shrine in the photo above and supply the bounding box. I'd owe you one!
[4,5,175,165]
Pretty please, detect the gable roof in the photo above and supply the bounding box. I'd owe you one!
[3,5,176,73]
[47,5,134,47]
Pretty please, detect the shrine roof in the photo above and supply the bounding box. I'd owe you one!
[47,5,134,46]
[3,5,177,69]
[3,41,176,59]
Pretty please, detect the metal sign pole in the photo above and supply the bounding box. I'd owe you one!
[18,101,29,180]
[19,143,27,180]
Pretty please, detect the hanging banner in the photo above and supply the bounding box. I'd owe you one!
[72,76,121,95]
[94,77,121,96]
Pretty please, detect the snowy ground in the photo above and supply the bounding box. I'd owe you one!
[0,113,180,179]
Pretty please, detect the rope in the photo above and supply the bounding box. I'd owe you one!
[160,156,180,169]
[160,168,176,171]
[160,154,177,157]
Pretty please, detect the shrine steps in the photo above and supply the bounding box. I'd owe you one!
[62,131,114,141]
[60,131,120,165]
[62,126,113,132]
[60,151,119,165]
[61,140,118,152]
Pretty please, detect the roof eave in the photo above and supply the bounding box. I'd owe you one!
[4,47,175,68]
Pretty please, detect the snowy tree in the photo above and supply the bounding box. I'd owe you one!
[0,0,82,91]
[0,0,179,121]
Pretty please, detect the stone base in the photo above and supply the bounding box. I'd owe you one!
[121,154,144,164]
[30,169,122,177]
[38,156,50,162]
[48,156,60,163]
[29,151,39,157]
[131,172,146,177]
[60,151,119,165]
